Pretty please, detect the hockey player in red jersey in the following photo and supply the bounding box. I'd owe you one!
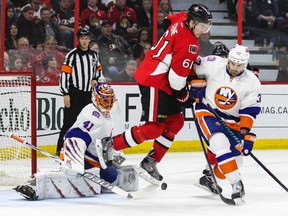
[100,4,212,182]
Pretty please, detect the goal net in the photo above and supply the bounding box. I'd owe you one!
[0,72,37,186]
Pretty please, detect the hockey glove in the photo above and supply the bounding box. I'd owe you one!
[174,87,189,103]
[189,79,206,103]
[236,133,257,156]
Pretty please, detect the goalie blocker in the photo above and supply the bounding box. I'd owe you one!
[14,165,139,200]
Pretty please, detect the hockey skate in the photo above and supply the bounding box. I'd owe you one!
[199,169,222,194]
[140,155,163,181]
[14,178,37,201]
[231,180,245,205]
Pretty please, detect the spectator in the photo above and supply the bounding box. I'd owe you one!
[251,0,284,46]
[131,27,150,60]
[22,0,44,23]
[135,42,151,66]
[16,5,35,41]
[89,40,100,53]
[5,1,18,36]
[199,31,214,57]
[8,55,23,71]
[52,0,76,49]
[112,59,137,81]
[107,0,138,41]
[36,36,65,78]
[135,0,153,30]
[10,0,29,8]
[4,51,10,71]
[126,0,142,11]
[212,43,230,58]
[158,0,173,16]
[157,10,166,40]
[276,47,288,81]
[12,37,38,72]
[276,0,288,47]
[31,7,61,48]
[81,0,107,39]
[38,55,60,84]
[96,20,133,79]
[5,23,20,50]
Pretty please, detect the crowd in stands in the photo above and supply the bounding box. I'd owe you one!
[3,0,288,81]
[3,0,175,83]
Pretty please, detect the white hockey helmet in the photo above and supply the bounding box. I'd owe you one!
[92,83,116,117]
[228,44,250,66]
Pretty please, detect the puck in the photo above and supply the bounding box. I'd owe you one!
[161,182,167,190]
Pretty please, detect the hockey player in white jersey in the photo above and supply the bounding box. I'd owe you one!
[14,83,138,200]
[191,44,261,205]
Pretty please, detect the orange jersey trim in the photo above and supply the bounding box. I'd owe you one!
[239,116,254,131]
[84,158,101,168]
[61,65,73,74]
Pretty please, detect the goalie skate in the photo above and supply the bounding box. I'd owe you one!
[14,181,37,201]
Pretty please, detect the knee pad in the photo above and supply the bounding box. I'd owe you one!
[209,133,231,156]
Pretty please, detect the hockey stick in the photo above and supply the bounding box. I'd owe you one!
[201,98,288,193]
[190,104,236,205]
[9,133,159,199]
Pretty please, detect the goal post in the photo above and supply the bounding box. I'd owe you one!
[0,71,37,185]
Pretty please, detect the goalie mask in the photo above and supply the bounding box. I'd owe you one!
[92,83,116,117]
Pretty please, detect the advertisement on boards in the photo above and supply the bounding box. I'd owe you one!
[35,85,288,146]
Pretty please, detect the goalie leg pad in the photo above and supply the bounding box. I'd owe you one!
[15,169,102,200]
[117,165,139,191]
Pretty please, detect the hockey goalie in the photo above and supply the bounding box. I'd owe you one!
[14,83,139,200]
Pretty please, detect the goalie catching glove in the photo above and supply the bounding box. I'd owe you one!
[236,132,256,156]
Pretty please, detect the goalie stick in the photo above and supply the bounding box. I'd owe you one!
[201,98,288,193]
[190,104,237,206]
[9,133,159,199]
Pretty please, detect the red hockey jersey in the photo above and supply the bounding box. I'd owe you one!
[166,11,187,25]
[134,21,199,96]
[107,6,138,28]
[81,8,107,27]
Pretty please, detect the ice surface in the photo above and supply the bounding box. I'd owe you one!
[1,150,288,216]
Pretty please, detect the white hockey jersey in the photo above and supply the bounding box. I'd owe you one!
[193,55,261,131]
[65,103,114,165]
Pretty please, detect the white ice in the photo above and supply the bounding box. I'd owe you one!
[1,150,288,216]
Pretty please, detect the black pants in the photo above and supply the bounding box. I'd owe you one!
[56,86,92,154]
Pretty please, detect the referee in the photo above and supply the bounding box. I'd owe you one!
[56,28,103,156]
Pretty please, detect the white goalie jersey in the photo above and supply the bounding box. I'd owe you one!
[66,103,115,159]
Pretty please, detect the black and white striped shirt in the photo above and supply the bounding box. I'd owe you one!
[60,47,102,94]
